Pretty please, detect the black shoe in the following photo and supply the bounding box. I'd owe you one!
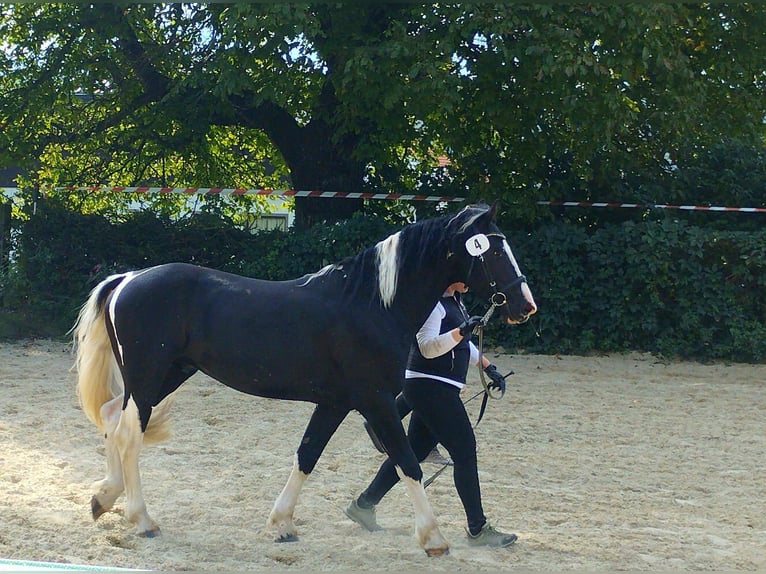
[364,421,386,454]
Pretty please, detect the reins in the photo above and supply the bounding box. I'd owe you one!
[470,239,526,423]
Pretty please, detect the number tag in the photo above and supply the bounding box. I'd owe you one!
[466,233,490,256]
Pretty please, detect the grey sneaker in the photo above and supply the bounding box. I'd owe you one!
[344,499,382,532]
[466,522,517,548]
[423,447,453,466]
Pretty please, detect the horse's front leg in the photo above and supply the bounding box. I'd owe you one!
[365,404,450,556]
[267,454,307,542]
[267,404,347,542]
[396,469,449,556]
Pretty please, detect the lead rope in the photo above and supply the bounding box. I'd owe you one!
[423,298,507,489]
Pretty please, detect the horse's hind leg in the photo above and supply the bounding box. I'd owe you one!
[91,395,125,519]
[267,404,347,542]
[111,397,160,537]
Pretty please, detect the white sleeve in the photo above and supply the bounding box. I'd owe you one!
[469,341,481,366]
[415,302,460,359]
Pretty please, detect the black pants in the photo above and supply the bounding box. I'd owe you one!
[358,377,486,534]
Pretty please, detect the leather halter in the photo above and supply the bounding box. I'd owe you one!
[467,232,526,413]
[468,232,527,319]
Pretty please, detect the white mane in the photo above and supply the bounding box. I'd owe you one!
[448,205,488,234]
[375,231,401,308]
[297,264,337,287]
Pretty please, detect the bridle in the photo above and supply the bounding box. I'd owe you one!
[466,232,528,327]
[462,231,527,406]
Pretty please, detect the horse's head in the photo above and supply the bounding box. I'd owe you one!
[447,202,537,325]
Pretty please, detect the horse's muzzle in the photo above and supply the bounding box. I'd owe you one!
[504,300,537,325]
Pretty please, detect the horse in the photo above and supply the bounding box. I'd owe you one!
[72,202,537,556]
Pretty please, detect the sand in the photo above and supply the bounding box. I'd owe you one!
[1,339,764,571]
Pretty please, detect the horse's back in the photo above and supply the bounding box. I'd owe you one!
[107,262,399,405]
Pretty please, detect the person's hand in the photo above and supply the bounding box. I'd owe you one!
[458,315,483,337]
[483,364,507,393]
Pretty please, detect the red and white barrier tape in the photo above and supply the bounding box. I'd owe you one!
[57,186,466,202]
[4,187,765,213]
[537,200,766,214]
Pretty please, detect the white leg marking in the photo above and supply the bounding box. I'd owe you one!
[267,455,308,541]
[113,397,159,536]
[91,396,125,516]
[395,466,450,556]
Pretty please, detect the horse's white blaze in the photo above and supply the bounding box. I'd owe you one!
[268,455,308,539]
[501,239,522,277]
[521,283,537,313]
[376,231,401,308]
[503,239,537,312]
[395,467,449,554]
[107,269,151,365]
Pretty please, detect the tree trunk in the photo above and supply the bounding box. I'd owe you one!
[0,201,11,265]
[292,197,364,229]
[278,116,368,229]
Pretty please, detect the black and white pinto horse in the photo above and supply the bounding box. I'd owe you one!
[72,202,537,556]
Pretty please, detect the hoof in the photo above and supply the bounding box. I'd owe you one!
[275,533,299,543]
[425,546,450,557]
[91,496,107,521]
[138,527,161,539]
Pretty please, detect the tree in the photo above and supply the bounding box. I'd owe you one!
[1,4,764,226]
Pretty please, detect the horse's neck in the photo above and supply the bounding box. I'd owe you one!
[387,244,456,335]
[338,219,457,334]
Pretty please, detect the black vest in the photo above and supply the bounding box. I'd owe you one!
[407,294,471,384]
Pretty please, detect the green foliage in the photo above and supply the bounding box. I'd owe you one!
[2,202,765,364]
[658,138,766,231]
[2,4,765,222]
[240,212,397,280]
[494,218,766,362]
[0,200,398,337]
[3,3,765,364]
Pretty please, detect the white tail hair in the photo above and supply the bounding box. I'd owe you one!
[72,274,172,443]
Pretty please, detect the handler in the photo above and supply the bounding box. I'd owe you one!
[345,281,516,548]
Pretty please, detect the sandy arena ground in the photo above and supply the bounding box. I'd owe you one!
[1,339,764,571]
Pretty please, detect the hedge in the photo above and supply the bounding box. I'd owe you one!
[1,200,764,362]
[491,219,766,361]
